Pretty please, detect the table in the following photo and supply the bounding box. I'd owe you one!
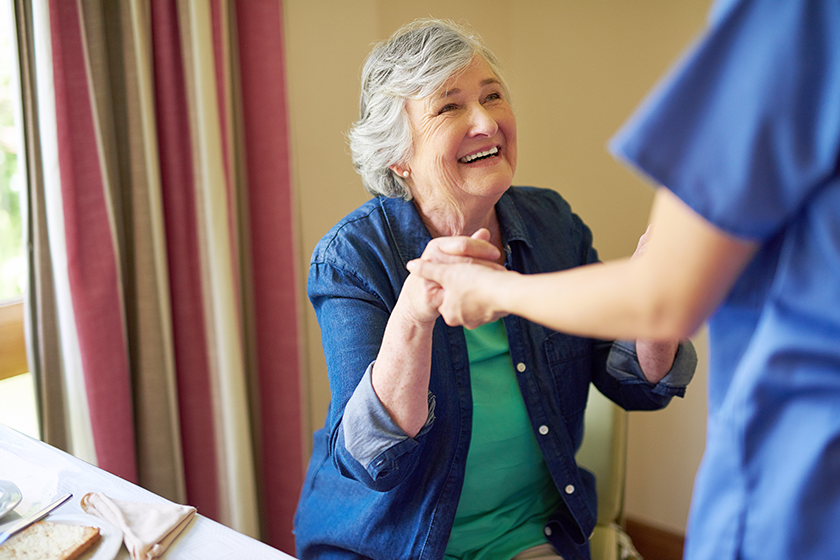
[0,423,297,559]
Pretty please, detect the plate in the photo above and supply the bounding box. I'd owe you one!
[0,481,22,520]
[46,513,124,560]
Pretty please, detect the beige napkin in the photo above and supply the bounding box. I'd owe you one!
[80,492,196,560]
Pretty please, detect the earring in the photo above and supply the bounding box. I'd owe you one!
[402,170,410,178]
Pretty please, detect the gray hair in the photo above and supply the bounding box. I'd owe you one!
[348,19,510,199]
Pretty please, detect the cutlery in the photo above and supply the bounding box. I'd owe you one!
[0,493,73,546]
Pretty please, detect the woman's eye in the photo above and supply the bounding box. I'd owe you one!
[438,103,458,114]
[485,92,502,102]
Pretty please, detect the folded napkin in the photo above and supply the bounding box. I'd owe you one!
[80,492,196,560]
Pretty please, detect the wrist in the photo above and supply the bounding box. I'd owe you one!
[495,269,521,317]
[392,295,438,333]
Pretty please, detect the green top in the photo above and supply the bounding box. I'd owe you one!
[444,320,562,560]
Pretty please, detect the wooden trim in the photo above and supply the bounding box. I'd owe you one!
[0,298,28,381]
[624,516,685,560]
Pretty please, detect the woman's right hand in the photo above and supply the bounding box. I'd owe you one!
[400,229,504,325]
[373,229,505,437]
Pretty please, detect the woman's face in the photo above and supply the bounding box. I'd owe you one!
[401,55,517,209]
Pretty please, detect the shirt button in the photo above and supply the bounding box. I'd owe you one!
[544,526,552,537]
[516,362,526,372]
[565,484,575,494]
[538,425,549,435]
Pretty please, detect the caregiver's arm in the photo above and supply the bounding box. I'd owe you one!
[408,189,759,340]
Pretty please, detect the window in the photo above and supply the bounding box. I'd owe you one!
[0,0,21,303]
[0,0,38,439]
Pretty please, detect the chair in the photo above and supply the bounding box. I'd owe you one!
[575,388,641,560]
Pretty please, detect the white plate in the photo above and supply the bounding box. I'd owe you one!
[0,481,22,520]
[46,513,124,560]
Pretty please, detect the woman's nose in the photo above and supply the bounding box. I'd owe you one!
[467,104,498,137]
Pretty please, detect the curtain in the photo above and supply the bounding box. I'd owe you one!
[18,0,303,552]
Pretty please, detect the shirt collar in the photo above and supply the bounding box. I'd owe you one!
[495,189,532,250]
[379,195,432,266]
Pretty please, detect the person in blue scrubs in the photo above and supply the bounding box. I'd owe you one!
[409,1,840,559]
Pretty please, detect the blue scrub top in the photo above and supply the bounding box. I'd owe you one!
[610,0,840,559]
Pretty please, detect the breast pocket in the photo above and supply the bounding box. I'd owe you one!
[542,332,593,422]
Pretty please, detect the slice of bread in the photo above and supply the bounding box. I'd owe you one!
[0,520,101,560]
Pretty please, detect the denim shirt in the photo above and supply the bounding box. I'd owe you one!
[294,187,696,560]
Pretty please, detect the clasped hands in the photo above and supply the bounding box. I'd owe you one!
[408,226,656,329]
[409,225,678,383]
[406,228,512,330]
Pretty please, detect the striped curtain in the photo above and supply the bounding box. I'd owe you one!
[17,0,303,552]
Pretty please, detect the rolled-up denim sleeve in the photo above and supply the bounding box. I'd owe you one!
[606,339,697,398]
[342,361,436,478]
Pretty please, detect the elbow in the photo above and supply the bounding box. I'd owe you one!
[634,277,706,340]
[333,454,402,492]
[644,305,703,340]
[332,434,404,492]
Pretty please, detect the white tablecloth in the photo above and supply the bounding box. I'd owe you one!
[0,423,297,559]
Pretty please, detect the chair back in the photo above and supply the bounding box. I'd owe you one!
[575,388,640,560]
[576,388,627,526]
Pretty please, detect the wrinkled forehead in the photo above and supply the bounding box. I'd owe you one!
[416,55,505,101]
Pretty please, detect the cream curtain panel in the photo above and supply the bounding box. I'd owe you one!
[17,0,303,552]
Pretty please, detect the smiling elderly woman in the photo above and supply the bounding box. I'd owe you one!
[293,19,697,560]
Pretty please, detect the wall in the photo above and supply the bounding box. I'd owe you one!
[284,0,711,535]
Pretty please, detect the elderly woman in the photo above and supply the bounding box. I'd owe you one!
[293,19,696,560]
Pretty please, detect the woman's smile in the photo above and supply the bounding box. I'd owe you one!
[459,145,500,164]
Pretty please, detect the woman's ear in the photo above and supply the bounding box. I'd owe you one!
[390,165,410,178]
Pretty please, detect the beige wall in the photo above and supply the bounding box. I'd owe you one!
[284,0,711,535]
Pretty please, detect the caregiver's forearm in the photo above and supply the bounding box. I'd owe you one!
[497,189,758,340]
